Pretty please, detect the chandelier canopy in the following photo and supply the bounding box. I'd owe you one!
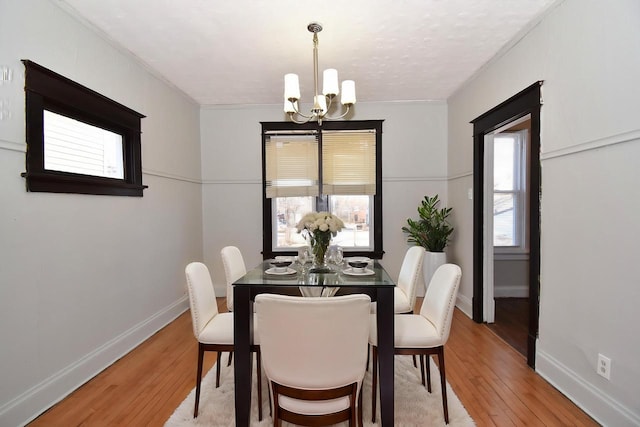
[284,22,356,125]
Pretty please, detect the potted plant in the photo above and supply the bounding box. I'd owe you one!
[401,194,454,289]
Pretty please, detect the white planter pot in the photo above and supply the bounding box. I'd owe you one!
[422,251,447,294]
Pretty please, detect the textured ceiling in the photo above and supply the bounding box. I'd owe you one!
[56,0,559,106]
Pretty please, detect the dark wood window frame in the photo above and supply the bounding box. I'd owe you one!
[22,60,147,196]
[261,120,384,260]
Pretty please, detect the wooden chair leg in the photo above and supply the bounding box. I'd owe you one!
[371,346,378,423]
[413,354,417,368]
[357,382,364,427]
[194,344,204,418]
[437,347,449,424]
[227,351,233,366]
[426,355,432,393]
[419,354,426,386]
[256,350,263,421]
[366,343,370,371]
[215,352,222,388]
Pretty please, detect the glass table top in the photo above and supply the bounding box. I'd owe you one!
[234,260,396,288]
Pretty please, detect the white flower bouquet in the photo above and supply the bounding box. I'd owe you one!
[296,211,344,265]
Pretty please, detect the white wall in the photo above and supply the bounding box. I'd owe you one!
[0,1,203,425]
[200,101,449,297]
[447,0,640,424]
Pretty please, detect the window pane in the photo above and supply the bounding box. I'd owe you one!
[274,197,314,249]
[329,195,372,249]
[43,110,124,179]
[494,193,516,246]
[494,136,514,191]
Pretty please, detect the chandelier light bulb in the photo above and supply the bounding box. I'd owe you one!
[341,80,356,105]
[284,73,301,102]
[322,69,339,97]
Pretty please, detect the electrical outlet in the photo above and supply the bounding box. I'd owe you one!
[597,354,611,380]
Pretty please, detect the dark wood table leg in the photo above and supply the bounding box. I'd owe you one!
[376,287,394,426]
[233,286,253,427]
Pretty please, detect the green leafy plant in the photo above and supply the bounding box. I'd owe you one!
[402,194,454,252]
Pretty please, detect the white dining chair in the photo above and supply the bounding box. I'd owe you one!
[368,246,425,369]
[185,262,262,420]
[256,293,371,426]
[221,245,247,313]
[220,245,249,366]
[370,246,424,314]
[369,263,461,424]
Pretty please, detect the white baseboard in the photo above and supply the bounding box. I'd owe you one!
[0,296,190,427]
[494,285,528,298]
[456,293,473,318]
[536,349,640,427]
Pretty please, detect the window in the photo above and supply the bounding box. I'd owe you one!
[262,120,383,259]
[22,60,146,196]
[493,130,528,250]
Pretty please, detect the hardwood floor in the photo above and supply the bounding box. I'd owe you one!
[486,297,529,357]
[28,298,599,426]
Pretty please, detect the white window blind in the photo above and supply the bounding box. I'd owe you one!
[322,130,376,195]
[265,134,319,198]
[43,110,124,179]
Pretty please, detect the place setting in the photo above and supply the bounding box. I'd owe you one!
[343,257,375,276]
[264,258,297,275]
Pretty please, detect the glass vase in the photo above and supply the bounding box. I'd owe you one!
[308,231,331,272]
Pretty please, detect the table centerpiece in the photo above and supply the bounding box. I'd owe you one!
[295,211,344,270]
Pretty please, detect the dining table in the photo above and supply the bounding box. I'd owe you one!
[233,258,396,426]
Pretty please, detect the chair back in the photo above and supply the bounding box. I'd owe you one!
[397,246,425,310]
[420,263,462,344]
[220,246,247,312]
[256,294,371,391]
[185,262,219,340]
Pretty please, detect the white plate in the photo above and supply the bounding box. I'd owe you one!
[343,268,375,276]
[265,267,297,275]
[345,256,372,263]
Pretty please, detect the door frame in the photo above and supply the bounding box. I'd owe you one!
[482,134,495,324]
[471,81,542,368]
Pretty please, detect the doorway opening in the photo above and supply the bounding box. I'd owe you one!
[484,116,531,357]
[471,82,542,368]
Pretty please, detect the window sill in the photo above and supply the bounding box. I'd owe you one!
[22,171,148,196]
[494,252,529,261]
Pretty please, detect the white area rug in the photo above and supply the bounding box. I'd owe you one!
[165,355,475,426]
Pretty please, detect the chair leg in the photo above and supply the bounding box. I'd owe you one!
[413,354,417,368]
[371,346,378,423]
[426,355,432,393]
[227,351,233,366]
[215,352,222,388]
[357,383,364,427]
[366,343,370,371]
[257,349,263,421]
[194,344,205,418]
[419,354,426,386]
[437,347,449,424]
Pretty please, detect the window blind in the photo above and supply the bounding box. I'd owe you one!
[322,130,376,195]
[265,134,319,198]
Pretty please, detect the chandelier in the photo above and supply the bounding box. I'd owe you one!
[284,22,356,125]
